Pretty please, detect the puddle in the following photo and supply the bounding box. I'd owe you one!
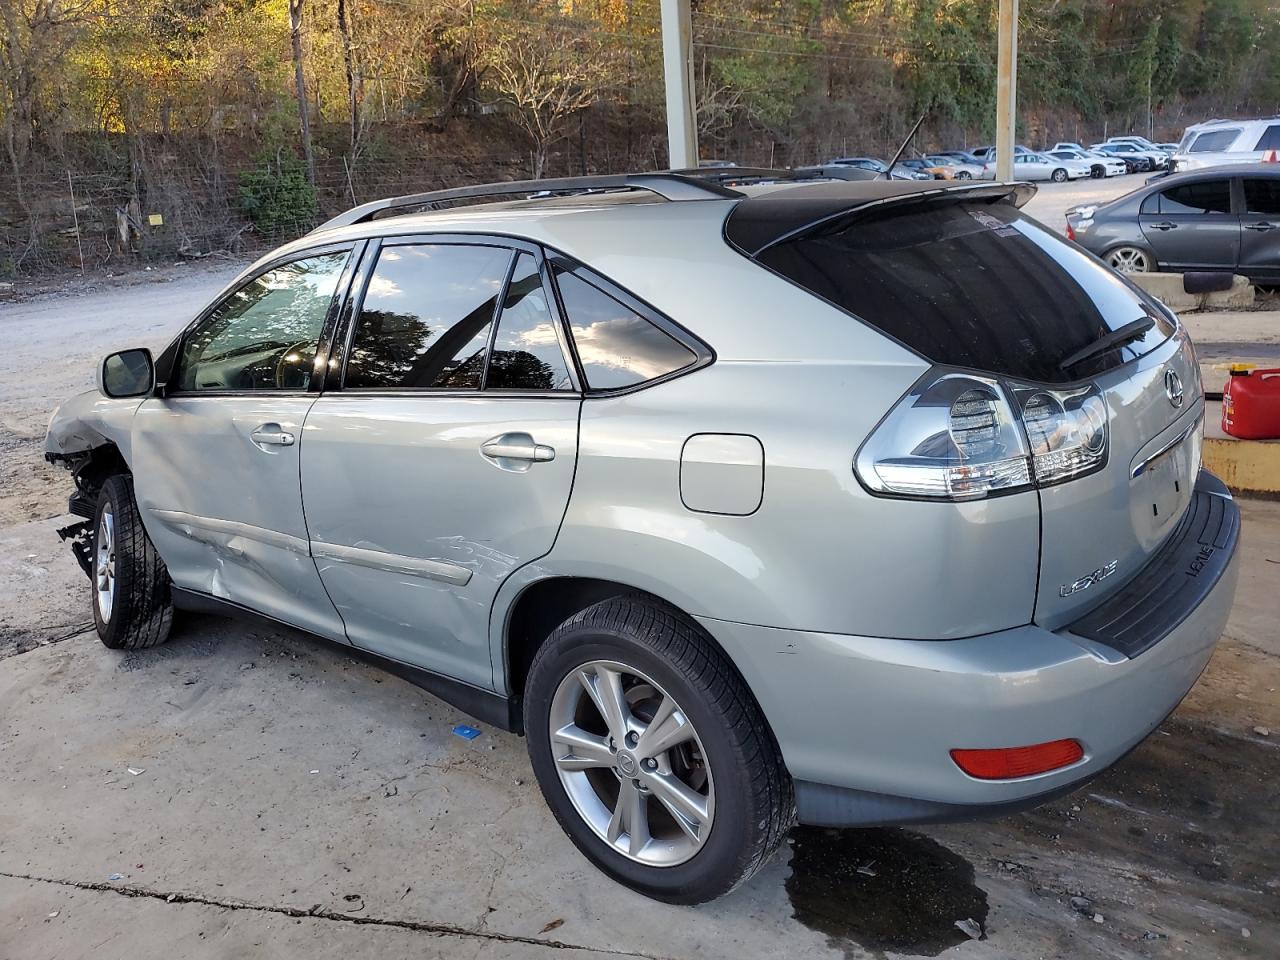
[786,827,989,958]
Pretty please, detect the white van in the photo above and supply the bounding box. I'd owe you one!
[1173,116,1280,170]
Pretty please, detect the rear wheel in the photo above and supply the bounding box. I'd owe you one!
[92,475,173,650]
[525,595,793,903]
[955,170,972,180]
[1106,246,1153,274]
[1051,167,1069,183]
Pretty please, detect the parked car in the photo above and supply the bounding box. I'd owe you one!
[1049,141,1088,153]
[898,157,953,180]
[45,171,1238,904]
[1172,116,1280,171]
[925,154,983,179]
[828,156,930,180]
[1092,143,1155,173]
[935,149,986,166]
[970,144,1033,161]
[981,151,1090,182]
[1066,164,1280,282]
[1048,149,1127,179]
[1095,142,1170,171]
[1105,136,1171,156]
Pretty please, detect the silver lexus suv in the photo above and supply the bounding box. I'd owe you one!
[45,170,1241,904]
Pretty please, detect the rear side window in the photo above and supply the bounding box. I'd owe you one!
[344,244,511,390]
[1189,129,1240,153]
[1243,179,1280,216]
[755,201,1172,384]
[552,263,697,390]
[1254,125,1280,151]
[486,254,573,390]
[1159,180,1232,215]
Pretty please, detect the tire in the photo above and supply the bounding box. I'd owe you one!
[1105,246,1153,274]
[1091,165,1104,179]
[1051,167,1069,183]
[92,474,174,650]
[524,595,794,904]
[956,170,972,180]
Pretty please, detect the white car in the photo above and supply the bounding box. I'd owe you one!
[1047,149,1127,178]
[1172,116,1280,171]
[981,152,1090,182]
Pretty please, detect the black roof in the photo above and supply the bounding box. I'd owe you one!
[725,180,1035,256]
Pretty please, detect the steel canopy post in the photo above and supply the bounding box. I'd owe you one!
[660,0,698,169]
[995,0,1019,181]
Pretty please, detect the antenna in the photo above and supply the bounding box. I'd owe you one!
[882,114,928,180]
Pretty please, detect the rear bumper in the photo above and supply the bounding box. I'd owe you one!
[697,473,1240,826]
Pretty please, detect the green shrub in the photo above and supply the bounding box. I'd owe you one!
[238,157,317,238]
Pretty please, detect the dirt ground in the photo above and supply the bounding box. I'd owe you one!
[1,185,1278,959]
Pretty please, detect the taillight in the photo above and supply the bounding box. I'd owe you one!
[855,369,1109,501]
[1065,222,1076,241]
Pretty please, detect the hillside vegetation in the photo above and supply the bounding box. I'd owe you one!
[2,0,1277,274]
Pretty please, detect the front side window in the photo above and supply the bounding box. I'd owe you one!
[1254,125,1280,151]
[177,251,348,392]
[552,263,697,390]
[1159,180,1232,215]
[486,254,573,390]
[1243,179,1280,216]
[344,244,512,390]
[1189,129,1240,153]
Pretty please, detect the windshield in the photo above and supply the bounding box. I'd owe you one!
[754,200,1175,384]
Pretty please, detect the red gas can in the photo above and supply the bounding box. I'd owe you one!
[1222,367,1280,440]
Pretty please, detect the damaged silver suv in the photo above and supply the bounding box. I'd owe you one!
[46,170,1240,904]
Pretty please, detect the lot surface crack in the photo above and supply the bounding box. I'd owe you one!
[1,870,673,959]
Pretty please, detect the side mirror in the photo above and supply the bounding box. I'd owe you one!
[99,348,155,399]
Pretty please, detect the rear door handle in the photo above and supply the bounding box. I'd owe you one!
[1150,221,1178,231]
[481,432,555,472]
[1244,221,1275,231]
[251,425,296,448]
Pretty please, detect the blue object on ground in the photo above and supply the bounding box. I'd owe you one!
[452,724,482,740]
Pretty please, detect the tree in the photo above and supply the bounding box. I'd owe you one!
[477,23,604,178]
[287,0,315,185]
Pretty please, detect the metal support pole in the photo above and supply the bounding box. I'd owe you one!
[67,170,85,275]
[995,0,1018,181]
[660,0,697,169]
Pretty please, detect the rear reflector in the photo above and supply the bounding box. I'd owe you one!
[950,739,1084,780]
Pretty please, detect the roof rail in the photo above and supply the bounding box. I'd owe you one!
[310,172,745,234]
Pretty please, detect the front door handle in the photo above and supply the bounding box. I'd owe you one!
[481,432,555,472]
[1150,221,1178,231]
[250,425,296,448]
[1244,221,1275,231]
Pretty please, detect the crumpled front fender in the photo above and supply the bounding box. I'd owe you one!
[45,389,143,463]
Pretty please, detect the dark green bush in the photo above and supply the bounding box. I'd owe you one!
[238,157,317,238]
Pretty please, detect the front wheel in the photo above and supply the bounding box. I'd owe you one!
[1106,246,1154,274]
[92,475,174,650]
[1051,167,1069,183]
[525,596,794,903]
[1091,165,1105,179]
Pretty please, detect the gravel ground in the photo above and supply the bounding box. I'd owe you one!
[1,183,1278,959]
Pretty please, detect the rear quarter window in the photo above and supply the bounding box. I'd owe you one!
[755,200,1172,384]
[1189,129,1241,153]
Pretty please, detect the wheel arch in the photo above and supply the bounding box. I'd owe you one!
[499,575,755,713]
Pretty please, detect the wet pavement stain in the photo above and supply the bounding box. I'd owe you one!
[786,827,989,958]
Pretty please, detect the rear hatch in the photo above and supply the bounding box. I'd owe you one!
[728,183,1200,630]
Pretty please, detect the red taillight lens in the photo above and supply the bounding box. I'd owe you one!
[950,739,1084,780]
[1066,223,1076,241]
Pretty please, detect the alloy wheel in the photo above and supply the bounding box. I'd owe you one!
[95,505,116,622]
[549,660,714,867]
[1107,247,1151,273]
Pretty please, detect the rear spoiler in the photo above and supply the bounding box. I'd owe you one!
[724,181,1036,258]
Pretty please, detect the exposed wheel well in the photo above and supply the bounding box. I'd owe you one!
[67,443,130,514]
[504,577,744,705]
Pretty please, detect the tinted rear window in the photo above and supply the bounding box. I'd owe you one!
[1189,129,1240,153]
[756,201,1172,384]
